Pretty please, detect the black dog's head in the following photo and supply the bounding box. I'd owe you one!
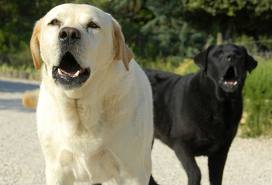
[194,44,257,96]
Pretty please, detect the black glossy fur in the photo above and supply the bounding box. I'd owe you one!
[146,44,257,185]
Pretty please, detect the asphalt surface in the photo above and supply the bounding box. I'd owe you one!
[0,77,271,185]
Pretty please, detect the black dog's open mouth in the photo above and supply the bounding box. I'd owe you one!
[52,52,90,89]
[221,66,238,90]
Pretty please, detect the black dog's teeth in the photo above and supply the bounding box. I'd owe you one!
[223,66,238,87]
[223,80,238,86]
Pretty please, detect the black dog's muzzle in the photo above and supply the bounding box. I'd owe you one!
[220,65,239,92]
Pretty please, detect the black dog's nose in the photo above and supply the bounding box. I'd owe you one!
[226,54,234,62]
[59,27,81,43]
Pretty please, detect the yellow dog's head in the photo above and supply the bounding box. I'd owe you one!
[30,3,133,89]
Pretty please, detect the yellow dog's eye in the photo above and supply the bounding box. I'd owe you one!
[48,19,61,26]
[87,21,100,29]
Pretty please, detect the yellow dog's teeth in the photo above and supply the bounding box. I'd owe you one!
[58,68,64,76]
[58,68,81,78]
[72,70,80,77]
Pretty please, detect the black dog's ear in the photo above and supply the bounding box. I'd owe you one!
[194,45,214,72]
[246,55,257,73]
[241,46,257,73]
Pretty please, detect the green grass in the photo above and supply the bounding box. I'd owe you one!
[0,45,39,80]
[242,59,272,137]
[138,56,182,72]
[174,58,198,75]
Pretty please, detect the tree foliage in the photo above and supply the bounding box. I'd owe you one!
[183,0,272,40]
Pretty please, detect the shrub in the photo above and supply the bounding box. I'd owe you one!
[242,59,272,137]
[174,58,198,75]
[138,56,182,72]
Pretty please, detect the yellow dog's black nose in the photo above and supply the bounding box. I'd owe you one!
[59,27,81,43]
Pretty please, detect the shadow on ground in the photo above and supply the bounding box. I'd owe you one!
[0,98,34,112]
[0,79,39,93]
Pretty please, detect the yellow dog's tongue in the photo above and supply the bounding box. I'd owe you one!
[58,68,84,78]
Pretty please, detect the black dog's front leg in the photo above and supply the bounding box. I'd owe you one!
[208,147,230,185]
[173,141,201,185]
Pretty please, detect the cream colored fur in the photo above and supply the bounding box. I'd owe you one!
[30,4,153,185]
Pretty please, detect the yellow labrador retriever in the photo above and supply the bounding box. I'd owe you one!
[30,3,153,185]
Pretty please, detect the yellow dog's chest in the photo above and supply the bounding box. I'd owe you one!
[41,133,120,183]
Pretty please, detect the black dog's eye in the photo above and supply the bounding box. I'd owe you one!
[48,19,61,26]
[234,51,243,57]
[213,49,223,57]
[87,21,100,29]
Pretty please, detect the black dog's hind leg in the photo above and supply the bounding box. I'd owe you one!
[173,141,201,185]
[208,147,229,185]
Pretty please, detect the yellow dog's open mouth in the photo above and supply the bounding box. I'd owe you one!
[57,52,87,78]
[52,52,90,89]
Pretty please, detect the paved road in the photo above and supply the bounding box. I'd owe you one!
[0,78,272,185]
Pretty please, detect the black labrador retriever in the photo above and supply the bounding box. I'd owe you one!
[146,44,257,185]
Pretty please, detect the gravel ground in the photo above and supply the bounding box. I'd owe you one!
[0,77,272,185]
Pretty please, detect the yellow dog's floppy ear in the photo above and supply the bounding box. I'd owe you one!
[30,20,42,70]
[112,18,133,71]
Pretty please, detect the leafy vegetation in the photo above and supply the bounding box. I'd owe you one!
[242,59,272,137]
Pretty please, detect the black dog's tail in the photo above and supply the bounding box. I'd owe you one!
[93,176,159,185]
[149,175,160,185]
